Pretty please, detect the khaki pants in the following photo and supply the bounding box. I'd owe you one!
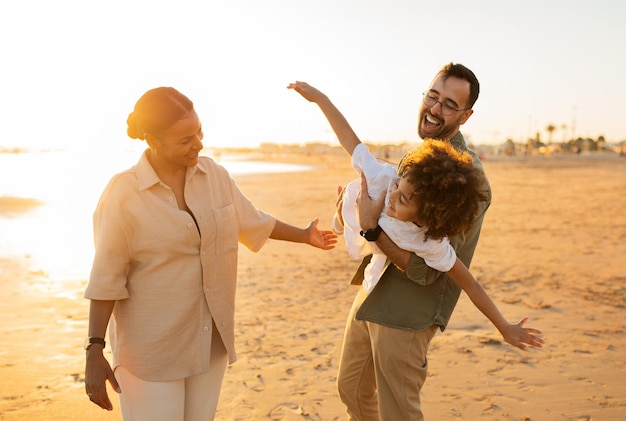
[115,325,228,421]
[337,287,438,421]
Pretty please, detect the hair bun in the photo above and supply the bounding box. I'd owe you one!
[126,112,144,140]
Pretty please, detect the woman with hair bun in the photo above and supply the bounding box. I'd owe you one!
[83,87,337,420]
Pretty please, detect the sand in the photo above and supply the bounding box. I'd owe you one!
[1,152,625,420]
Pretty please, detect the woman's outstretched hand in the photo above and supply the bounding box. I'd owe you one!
[305,217,338,250]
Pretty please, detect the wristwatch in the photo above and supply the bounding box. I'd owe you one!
[83,337,106,350]
[360,225,382,242]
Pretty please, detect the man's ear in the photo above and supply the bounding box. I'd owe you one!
[459,109,474,126]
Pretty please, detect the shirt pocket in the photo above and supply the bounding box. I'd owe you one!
[213,204,239,254]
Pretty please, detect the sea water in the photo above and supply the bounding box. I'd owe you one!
[0,148,313,281]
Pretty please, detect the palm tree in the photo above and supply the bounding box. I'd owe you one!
[546,124,556,144]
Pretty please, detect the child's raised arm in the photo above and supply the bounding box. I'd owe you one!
[446,258,544,350]
[288,81,361,156]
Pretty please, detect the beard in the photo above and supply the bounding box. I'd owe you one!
[417,110,461,142]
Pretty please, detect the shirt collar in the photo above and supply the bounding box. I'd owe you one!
[135,149,208,191]
[449,131,467,151]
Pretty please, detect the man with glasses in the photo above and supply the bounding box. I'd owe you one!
[337,62,491,420]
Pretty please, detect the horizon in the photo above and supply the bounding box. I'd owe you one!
[0,133,622,155]
[1,129,621,155]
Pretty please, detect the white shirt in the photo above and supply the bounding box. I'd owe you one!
[338,143,456,293]
[85,151,276,381]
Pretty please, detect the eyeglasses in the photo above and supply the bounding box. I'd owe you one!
[422,92,469,116]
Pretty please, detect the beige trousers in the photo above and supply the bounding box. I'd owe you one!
[337,286,438,421]
[115,326,228,421]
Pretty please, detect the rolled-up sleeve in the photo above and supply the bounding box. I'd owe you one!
[85,176,131,300]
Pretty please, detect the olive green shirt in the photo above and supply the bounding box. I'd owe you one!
[354,132,492,332]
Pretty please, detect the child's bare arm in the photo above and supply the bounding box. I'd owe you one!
[288,81,361,156]
[446,258,544,350]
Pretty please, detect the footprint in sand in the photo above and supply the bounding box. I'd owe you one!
[243,374,265,392]
[268,402,311,420]
[310,343,334,355]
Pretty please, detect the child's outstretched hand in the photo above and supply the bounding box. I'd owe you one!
[501,317,544,350]
[287,81,327,103]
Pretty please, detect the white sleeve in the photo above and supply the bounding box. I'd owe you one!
[378,214,456,272]
[352,143,397,201]
[421,238,457,273]
[341,178,374,260]
[331,212,344,235]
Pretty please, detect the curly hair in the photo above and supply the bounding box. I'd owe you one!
[398,139,489,241]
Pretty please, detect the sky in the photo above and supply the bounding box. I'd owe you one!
[1,0,625,151]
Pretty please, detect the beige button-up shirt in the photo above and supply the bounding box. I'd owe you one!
[85,151,275,381]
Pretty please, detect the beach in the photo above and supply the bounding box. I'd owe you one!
[1,152,625,420]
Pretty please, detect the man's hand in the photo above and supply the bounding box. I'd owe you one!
[356,173,385,230]
[335,185,346,227]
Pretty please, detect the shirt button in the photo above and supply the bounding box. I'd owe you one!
[187,223,193,228]
[203,326,209,331]
[168,197,174,202]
